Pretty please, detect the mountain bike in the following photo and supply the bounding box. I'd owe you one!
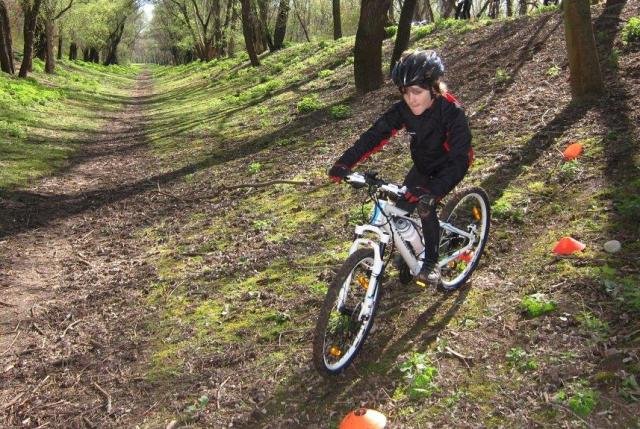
[312,171,491,375]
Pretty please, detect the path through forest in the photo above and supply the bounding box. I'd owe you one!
[0,69,170,426]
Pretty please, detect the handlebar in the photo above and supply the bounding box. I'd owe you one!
[345,171,406,197]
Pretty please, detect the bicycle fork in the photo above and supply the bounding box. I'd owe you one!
[340,226,390,322]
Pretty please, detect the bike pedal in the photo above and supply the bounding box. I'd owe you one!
[415,279,428,288]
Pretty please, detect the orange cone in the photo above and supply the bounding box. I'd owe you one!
[339,408,387,429]
[563,142,583,161]
[553,237,586,255]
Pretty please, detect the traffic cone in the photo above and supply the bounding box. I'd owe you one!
[553,237,586,255]
[563,142,583,161]
[339,408,387,429]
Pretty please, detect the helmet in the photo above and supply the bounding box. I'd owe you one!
[391,50,444,88]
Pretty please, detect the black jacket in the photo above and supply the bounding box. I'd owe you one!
[336,93,473,178]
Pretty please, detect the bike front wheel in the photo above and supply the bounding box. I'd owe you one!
[312,248,380,375]
[438,187,491,290]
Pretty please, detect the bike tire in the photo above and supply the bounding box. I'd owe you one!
[438,187,491,290]
[312,248,380,376]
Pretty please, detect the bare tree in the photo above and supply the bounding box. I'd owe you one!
[563,0,603,98]
[354,0,392,93]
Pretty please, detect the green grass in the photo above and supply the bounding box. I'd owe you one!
[0,60,139,190]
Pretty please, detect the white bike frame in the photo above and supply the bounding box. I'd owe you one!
[338,173,478,322]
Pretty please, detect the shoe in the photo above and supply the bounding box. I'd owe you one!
[415,261,440,288]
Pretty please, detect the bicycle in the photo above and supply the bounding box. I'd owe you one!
[312,171,491,375]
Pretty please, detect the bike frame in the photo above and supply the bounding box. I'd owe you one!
[342,196,478,323]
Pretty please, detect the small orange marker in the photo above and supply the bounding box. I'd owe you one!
[553,237,586,255]
[563,142,583,161]
[340,408,387,429]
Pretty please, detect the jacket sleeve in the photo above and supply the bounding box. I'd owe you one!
[336,102,404,168]
[441,95,473,178]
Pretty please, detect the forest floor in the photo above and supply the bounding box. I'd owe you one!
[1,1,640,428]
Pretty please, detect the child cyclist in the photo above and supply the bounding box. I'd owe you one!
[328,50,473,287]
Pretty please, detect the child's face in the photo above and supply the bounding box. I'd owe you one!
[402,85,433,115]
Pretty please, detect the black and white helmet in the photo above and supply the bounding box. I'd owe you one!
[391,50,444,88]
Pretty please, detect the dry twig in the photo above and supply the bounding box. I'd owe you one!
[216,376,231,410]
[1,331,20,356]
[60,320,83,339]
[93,382,112,414]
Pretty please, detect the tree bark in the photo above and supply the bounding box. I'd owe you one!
[563,0,603,98]
[19,0,44,77]
[69,41,77,60]
[57,25,63,60]
[44,19,55,73]
[333,0,342,39]
[0,0,14,74]
[273,0,289,49]
[240,0,260,66]
[354,0,392,94]
[390,0,416,74]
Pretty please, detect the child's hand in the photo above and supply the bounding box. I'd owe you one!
[328,163,351,183]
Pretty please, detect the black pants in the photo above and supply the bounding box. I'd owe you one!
[396,164,467,264]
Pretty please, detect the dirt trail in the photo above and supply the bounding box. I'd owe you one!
[0,70,166,427]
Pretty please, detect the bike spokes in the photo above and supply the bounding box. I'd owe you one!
[438,188,491,290]
[318,254,376,372]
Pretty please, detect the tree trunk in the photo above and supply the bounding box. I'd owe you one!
[103,19,125,65]
[69,42,77,60]
[506,0,513,16]
[415,0,433,22]
[57,25,63,60]
[332,0,342,39]
[442,0,455,18]
[19,0,44,77]
[273,0,289,49]
[354,0,392,94]
[292,0,310,42]
[34,20,46,60]
[256,0,272,51]
[240,0,260,66]
[0,0,14,74]
[44,19,55,73]
[90,47,99,63]
[518,0,527,15]
[563,0,603,98]
[390,0,416,74]
[228,3,239,56]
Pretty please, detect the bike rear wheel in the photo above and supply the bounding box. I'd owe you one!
[438,187,491,290]
[312,248,380,375]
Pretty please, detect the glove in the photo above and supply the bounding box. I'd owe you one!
[328,163,351,183]
[404,186,431,204]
